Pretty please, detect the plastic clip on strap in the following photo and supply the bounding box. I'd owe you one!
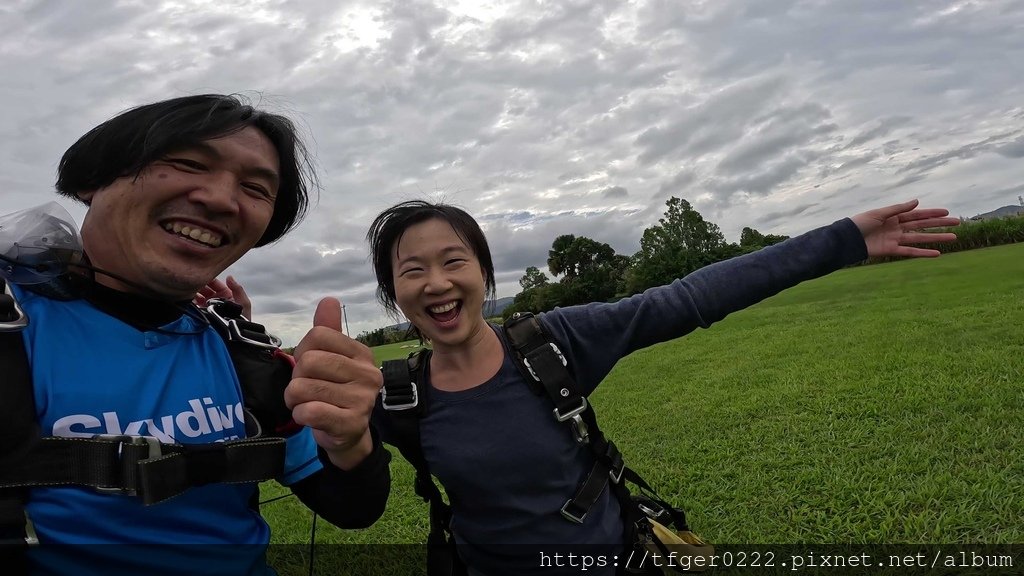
[0,498,36,549]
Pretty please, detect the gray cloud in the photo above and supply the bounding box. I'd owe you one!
[2,0,1022,343]
[844,116,913,149]
[601,186,628,198]
[818,152,880,179]
[656,170,696,196]
[717,103,837,173]
[885,174,929,191]
[709,153,818,198]
[996,136,1024,158]
[897,131,1022,175]
[635,74,788,166]
[757,203,820,228]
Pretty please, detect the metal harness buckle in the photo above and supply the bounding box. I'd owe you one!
[636,498,667,523]
[0,282,28,332]
[92,434,163,496]
[553,399,589,444]
[205,299,282,350]
[381,379,420,411]
[609,461,624,484]
[23,517,39,546]
[552,397,587,422]
[560,500,587,524]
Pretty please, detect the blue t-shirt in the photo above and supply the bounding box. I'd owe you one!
[13,286,322,575]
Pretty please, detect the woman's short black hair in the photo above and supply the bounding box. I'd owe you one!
[367,200,496,317]
[56,94,317,247]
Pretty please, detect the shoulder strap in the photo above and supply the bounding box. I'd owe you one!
[504,312,588,430]
[380,350,427,418]
[0,279,37,557]
[503,312,627,524]
[380,350,430,466]
[503,312,704,564]
[379,350,465,575]
[380,350,448,504]
[203,298,307,438]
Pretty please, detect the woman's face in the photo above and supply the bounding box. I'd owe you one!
[391,217,489,349]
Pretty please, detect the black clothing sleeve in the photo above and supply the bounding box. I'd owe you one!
[288,427,392,529]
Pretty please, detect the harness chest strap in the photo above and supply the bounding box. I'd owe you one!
[0,435,286,506]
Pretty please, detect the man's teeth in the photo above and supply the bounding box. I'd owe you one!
[163,222,222,247]
[429,301,459,314]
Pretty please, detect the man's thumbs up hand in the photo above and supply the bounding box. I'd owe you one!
[286,298,381,470]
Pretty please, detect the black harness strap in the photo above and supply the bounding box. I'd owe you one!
[381,350,466,576]
[504,313,626,524]
[205,299,305,438]
[1,282,37,576]
[1,281,35,561]
[504,314,588,424]
[0,289,295,509]
[0,435,286,505]
[381,355,423,416]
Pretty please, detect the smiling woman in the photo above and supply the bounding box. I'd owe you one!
[362,197,959,576]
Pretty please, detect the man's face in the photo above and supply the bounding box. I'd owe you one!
[78,126,280,300]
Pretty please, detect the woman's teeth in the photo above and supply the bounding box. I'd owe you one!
[429,301,458,314]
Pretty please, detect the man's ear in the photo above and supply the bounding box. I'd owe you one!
[76,189,95,206]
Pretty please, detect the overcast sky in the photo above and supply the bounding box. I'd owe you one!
[2,0,1022,345]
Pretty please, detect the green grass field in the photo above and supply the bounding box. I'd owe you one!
[369,339,427,365]
[262,243,1023,574]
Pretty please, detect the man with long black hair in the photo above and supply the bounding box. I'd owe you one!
[0,94,389,575]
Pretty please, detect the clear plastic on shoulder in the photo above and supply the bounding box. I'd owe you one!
[0,202,83,285]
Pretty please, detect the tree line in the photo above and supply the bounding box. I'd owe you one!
[503,196,1023,320]
[356,324,418,348]
[501,196,789,320]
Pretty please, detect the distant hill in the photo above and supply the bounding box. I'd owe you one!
[970,205,1024,221]
[488,296,515,317]
[381,296,516,332]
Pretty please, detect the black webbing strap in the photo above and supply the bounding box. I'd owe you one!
[380,352,441,498]
[559,411,627,523]
[0,435,286,505]
[381,358,422,413]
[504,313,628,524]
[504,314,587,419]
[380,350,464,575]
[1,279,35,554]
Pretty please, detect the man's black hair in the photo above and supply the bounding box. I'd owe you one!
[56,94,316,246]
[366,200,497,317]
